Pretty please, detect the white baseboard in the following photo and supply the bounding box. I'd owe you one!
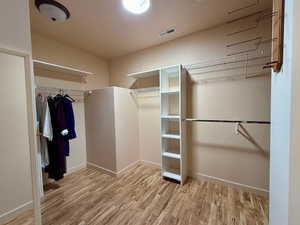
[117,160,141,176]
[88,159,268,197]
[87,160,141,176]
[189,171,269,197]
[87,162,117,176]
[140,160,161,169]
[87,160,142,177]
[139,159,268,197]
[67,162,87,175]
[0,201,33,224]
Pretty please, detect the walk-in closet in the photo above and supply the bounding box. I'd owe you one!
[2,0,299,225]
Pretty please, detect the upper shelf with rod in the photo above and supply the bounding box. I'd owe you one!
[184,118,270,156]
[33,60,95,77]
[128,68,161,94]
[184,53,271,83]
[184,118,270,124]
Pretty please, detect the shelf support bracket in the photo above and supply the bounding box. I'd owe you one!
[235,123,269,156]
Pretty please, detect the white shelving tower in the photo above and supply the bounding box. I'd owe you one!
[160,65,187,184]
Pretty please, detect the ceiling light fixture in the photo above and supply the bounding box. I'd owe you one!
[35,0,71,22]
[122,0,151,14]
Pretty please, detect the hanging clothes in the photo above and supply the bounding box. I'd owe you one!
[36,94,53,168]
[45,95,77,181]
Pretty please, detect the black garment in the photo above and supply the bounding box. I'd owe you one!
[45,97,68,181]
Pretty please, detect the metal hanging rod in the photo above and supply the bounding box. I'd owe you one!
[227,38,276,57]
[186,55,270,71]
[227,10,277,36]
[190,67,266,80]
[227,10,265,24]
[235,123,269,156]
[226,9,275,24]
[184,118,270,155]
[192,72,270,84]
[36,86,85,93]
[35,86,86,100]
[227,37,262,48]
[190,63,267,76]
[184,119,270,124]
[228,0,260,15]
[227,37,276,49]
[227,25,259,37]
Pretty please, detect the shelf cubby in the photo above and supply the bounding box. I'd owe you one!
[161,93,179,117]
[161,119,180,136]
[160,66,180,93]
[162,157,181,182]
[162,138,181,159]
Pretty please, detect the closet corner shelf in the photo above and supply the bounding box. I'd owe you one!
[161,115,180,119]
[33,60,94,77]
[162,152,181,159]
[161,134,181,139]
[163,170,181,181]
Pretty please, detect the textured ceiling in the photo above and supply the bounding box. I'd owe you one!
[30,0,272,59]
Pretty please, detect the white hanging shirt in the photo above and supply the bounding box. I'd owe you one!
[36,95,53,168]
[42,101,53,141]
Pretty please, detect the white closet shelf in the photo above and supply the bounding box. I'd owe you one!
[161,134,181,139]
[161,90,179,94]
[128,68,160,78]
[33,60,94,77]
[163,169,181,181]
[161,115,180,119]
[131,87,160,93]
[159,65,187,184]
[162,152,181,159]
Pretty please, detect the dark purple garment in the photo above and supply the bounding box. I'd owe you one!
[62,97,76,140]
[62,97,76,156]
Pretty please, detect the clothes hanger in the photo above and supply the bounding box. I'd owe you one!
[64,94,76,102]
[55,89,64,98]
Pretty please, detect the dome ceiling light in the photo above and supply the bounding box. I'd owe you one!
[35,0,71,22]
[122,0,151,14]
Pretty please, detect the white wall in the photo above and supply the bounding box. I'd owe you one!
[0,0,35,223]
[0,52,33,224]
[85,87,140,174]
[0,1,32,53]
[270,0,300,224]
[85,88,117,172]
[138,95,161,166]
[110,19,272,191]
[289,0,300,222]
[269,1,292,223]
[114,88,140,172]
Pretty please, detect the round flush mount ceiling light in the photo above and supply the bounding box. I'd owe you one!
[35,0,70,22]
[122,0,151,14]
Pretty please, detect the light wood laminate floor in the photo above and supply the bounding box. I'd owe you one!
[4,164,269,225]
